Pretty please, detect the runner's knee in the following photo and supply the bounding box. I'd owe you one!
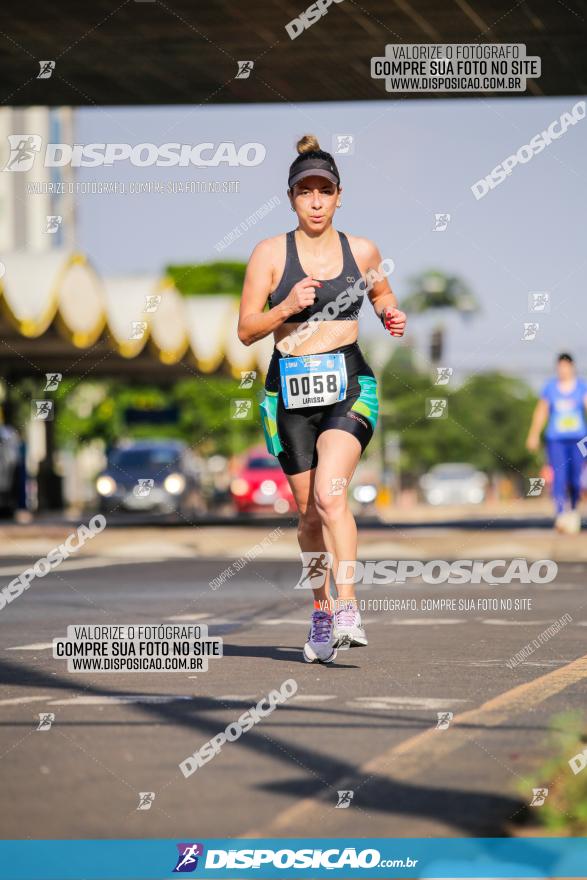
[313,486,347,520]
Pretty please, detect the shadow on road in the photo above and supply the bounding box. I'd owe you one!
[0,654,536,836]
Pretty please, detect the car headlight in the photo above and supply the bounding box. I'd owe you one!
[164,473,186,495]
[96,475,117,497]
[230,478,250,497]
[260,479,277,496]
[353,484,377,503]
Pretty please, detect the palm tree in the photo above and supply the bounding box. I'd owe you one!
[401,270,480,365]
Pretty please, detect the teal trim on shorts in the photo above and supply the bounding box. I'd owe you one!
[259,391,283,457]
[351,375,379,431]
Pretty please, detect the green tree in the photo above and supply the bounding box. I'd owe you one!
[165,262,246,296]
[401,269,480,364]
[380,354,536,481]
[54,377,264,458]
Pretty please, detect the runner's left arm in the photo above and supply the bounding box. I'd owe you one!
[357,239,406,338]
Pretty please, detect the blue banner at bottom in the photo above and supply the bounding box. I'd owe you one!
[1,837,587,879]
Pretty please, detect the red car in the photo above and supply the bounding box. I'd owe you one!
[230,448,295,514]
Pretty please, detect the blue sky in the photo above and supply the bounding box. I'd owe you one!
[75,96,587,387]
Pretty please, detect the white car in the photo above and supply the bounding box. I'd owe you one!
[420,463,488,505]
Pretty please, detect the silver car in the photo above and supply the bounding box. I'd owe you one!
[420,463,488,505]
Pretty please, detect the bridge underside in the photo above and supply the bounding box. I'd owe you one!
[1,1,584,106]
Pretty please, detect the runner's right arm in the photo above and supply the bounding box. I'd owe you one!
[526,398,548,452]
[238,241,317,346]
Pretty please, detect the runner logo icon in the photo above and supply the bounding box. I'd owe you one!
[173,843,204,872]
[336,790,354,808]
[295,551,332,589]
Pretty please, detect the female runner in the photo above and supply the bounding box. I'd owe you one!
[238,134,406,663]
[526,352,587,533]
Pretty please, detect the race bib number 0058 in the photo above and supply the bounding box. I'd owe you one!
[279,353,348,409]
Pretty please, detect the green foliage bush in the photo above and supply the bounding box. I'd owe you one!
[380,356,537,479]
[517,712,587,834]
[165,263,245,296]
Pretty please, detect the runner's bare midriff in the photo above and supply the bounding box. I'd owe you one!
[273,319,359,356]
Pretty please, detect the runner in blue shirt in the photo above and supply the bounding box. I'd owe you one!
[526,353,587,532]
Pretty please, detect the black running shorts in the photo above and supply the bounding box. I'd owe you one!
[260,342,379,476]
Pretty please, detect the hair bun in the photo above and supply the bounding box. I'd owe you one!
[296,134,320,155]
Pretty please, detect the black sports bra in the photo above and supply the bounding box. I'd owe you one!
[267,229,364,323]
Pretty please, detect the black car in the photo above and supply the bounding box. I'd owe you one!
[95,440,205,516]
[0,426,21,515]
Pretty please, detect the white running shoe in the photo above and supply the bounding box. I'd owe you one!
[556,511,582,534]
[303,610,337,664]
[334,601,368,648]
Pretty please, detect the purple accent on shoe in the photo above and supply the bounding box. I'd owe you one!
[335,602,358,627]
[310,610,333,642]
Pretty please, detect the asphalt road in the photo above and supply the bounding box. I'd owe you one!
[2,510,583,531]
[1,546,587,842]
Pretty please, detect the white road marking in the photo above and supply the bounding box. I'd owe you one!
[519,661,570,667]
[260,617,377,626]
[384,618,466,625]
[0,696,51,706]
[104,543,195,559]
[483,619,555,626]
[198,693,337,704]
[0,557,166,576]
[47,695,193,706]
[435,659,504,666]
[165,614,212,621]
[467,661,511,667]
[531,583,580,591]
[6,642,54,651]
[165,614,235,626]
[291,694,337,703]
[348,696,469,710]
[0,692,462,711]
[437,658,570,668]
